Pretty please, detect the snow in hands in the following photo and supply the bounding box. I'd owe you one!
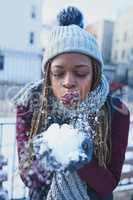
[33,123,93,172]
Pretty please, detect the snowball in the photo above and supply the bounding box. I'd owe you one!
[33,123,93,171]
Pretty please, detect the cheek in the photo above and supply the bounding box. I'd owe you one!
[50,77,62,98]
[79,76,92,100]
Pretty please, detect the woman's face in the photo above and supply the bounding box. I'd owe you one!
[50,53,93,104]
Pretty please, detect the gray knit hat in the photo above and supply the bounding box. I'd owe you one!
[42,25,103,72]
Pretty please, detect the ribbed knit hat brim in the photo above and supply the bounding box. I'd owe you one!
[42,25,103,72]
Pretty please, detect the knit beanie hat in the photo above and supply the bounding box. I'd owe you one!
[42,7,103,72]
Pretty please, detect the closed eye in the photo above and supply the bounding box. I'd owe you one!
[75,71,90,77]
[50,71,65,78]
[76,73,88,77]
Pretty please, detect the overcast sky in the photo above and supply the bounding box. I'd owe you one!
[42,0,133,25]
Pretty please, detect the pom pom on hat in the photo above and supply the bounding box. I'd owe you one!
[57,6,84,28]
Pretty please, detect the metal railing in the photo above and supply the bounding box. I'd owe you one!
[0,122,28,200]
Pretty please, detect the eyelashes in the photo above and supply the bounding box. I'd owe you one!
[50,71,90,78]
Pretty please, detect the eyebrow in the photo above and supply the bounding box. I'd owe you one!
[74,65,91,68]
[51,65,64,69]
[51,64,91,68]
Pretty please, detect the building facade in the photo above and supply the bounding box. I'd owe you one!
[86,20,114,64]
[0,0,43,85]
[111,7,133,86]
[111,7,133,65]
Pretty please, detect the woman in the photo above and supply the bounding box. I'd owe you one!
[13,7,130,200]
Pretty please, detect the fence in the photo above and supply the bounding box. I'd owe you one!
[121,146,133,184]
[115,145,133,192]
[0,120,133,199]
[0,121,28,200]
[114,145,133,200]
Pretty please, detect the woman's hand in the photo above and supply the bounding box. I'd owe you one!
[23,160,52,188]
[32,123,93,172]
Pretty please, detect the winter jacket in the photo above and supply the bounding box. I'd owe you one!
[16,92,130,199]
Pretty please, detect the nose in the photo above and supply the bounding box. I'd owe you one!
[62,73,76,89]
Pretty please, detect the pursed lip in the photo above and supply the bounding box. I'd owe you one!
[60,90,80,106]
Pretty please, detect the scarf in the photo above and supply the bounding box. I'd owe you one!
[12,75,109,200]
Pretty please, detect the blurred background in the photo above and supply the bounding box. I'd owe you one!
[0,0,133,199]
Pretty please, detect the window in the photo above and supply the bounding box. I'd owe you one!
[29,32,34,45]
[0,55,4,70]
[31,6,36,19]
[114,50,118,61]
[124,32,127,41]
[116,38,119,43]
[131,48,133,55]
[121,50,125,59]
